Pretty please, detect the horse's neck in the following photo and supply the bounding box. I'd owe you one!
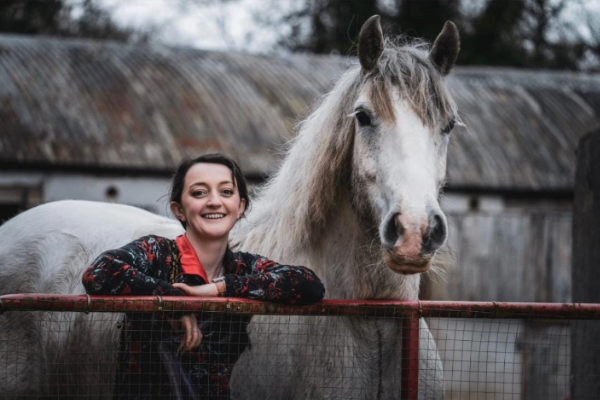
[233,69,358,257]
[232,111,342,261]
[312,200,420,300]
[234,192,420,300]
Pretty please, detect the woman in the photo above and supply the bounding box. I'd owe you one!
[82,153,325,400]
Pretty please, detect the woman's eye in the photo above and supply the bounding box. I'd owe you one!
[192,190,206,197]
[222,189,234,196]
[355,111,372,127]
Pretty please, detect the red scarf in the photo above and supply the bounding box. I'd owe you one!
[175,234,209,283]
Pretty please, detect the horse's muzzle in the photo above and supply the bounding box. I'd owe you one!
[381,210,445,274]
[383,211,447,258]
[382,248,432,274]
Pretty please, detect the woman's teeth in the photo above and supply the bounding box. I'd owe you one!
[203,214,225,219]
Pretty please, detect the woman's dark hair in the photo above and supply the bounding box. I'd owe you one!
[169,153,250,228]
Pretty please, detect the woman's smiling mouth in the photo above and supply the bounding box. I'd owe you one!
[202,213,226,219]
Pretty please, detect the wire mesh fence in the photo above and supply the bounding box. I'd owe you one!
[1,295,599,400]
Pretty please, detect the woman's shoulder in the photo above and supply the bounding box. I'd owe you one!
[229,251,293,272]
[127,235,178,252]
[230,250,266,263]
[229,250,252,265]
[226,250,266,272]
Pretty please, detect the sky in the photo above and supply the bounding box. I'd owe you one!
[97,0,296,53]
[91,0,600,54]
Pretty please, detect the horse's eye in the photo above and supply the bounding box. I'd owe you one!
[355,111,372,127]
[441,119,456,135]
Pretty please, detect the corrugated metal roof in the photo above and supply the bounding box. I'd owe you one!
[1,34,599,190]
[447,67,600,190]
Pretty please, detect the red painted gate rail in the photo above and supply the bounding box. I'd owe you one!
[2,294,600,400]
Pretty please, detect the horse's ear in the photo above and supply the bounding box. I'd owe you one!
[358,15,384,72]
[429,21,460,76]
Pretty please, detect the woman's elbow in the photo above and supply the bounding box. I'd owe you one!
[297,279,325,305]
[311,281,326,303]
[82,266,104,294]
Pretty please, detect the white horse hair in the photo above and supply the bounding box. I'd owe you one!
[0,16,460,400]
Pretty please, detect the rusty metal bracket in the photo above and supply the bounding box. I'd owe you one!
[156,295,163,311]
[84,294,91,314]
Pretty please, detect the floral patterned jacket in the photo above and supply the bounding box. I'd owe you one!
[82,234,325,400]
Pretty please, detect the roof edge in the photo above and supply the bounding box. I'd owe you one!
[444,185,573,199]
[0,162,267,183]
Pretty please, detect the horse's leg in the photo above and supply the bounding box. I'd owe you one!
[0,241,45,398]
[36,235,120,400]
[41,311,120,400]
[0,225,120,400]
[0,309,43,398]
[230,315,297,400]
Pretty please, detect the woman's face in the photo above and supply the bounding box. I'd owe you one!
[171,163,246,241]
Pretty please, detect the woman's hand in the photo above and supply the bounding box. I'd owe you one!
[173,282,219,297]
[169,283,219,351]
[169,314,202,351]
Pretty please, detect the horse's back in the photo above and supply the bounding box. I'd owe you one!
[0,200,182,294]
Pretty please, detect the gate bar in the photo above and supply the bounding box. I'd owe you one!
[401,311,420,400]
[2,295,600,320]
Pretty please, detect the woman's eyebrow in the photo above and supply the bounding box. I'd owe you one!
[189,181,233,188]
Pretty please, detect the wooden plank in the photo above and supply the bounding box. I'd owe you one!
[571,130,600,397]
[520,321,570,400]
[430,211,571,302]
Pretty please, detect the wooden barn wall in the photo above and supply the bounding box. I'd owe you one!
[427,209,573,400]
[428,210,572,302]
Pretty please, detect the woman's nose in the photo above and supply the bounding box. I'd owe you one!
[206,192,221,206]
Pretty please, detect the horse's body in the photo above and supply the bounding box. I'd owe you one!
[0,17,460,400]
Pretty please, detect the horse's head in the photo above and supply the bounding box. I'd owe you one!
[350,16,460,275]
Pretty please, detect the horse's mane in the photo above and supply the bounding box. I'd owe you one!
[375,37,458,126]
[232,38,458,260]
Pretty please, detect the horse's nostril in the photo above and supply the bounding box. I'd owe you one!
[384,213,403,246]
[423,213,447,254]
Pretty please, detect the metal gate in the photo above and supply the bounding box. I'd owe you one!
[1,295,599,399]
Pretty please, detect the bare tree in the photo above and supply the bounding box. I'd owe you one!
[259,0,599,71]
[0,0,151,42]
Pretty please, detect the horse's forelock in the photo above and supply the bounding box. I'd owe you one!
[367,37,458,127]
[367,77,396,123]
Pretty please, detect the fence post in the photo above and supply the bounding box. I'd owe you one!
[401,310,420,400]
[572,130,600,398]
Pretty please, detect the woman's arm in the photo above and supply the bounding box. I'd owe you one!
[223,254,325,305]
[82,235,184,296]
